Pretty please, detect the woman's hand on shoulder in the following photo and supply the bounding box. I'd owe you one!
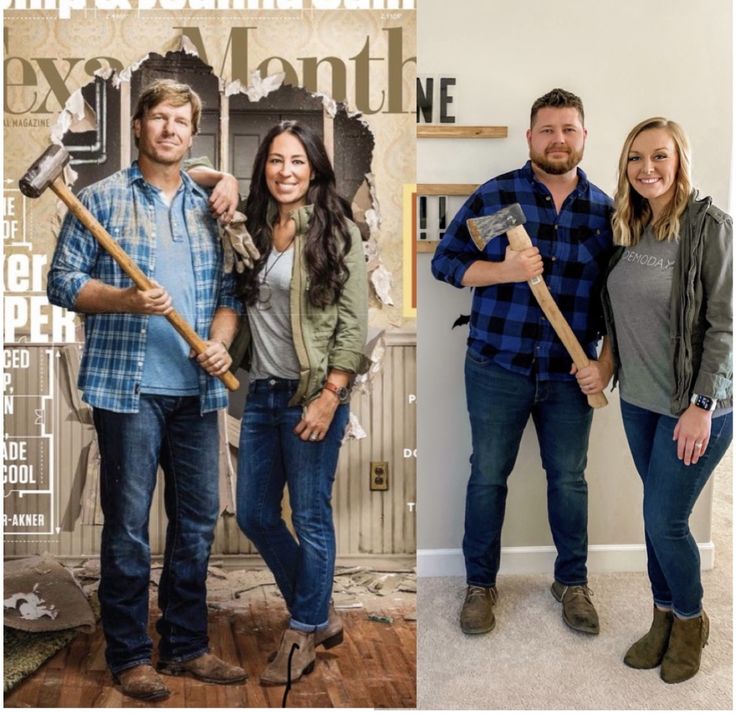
[673,404,713,466]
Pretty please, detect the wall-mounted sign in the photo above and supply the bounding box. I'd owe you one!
[417,76,457,124]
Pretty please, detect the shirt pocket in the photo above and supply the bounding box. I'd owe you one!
[556,225,609,281]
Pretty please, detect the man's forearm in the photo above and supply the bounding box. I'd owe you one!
[74,279,133,313]
[186,165,226,187]
[209,308,239,348]
[461,260,510,287]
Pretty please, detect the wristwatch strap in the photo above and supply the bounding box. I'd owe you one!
[322,381,350,403]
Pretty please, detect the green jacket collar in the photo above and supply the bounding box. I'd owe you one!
[266,200,314,236]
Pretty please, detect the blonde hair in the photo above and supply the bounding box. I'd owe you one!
[612,117,692,246]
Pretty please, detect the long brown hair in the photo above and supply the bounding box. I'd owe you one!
[239,120,353,308]
[612,117,692,246]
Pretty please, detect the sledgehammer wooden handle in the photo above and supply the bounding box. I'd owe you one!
[51,176,240,392]
[506,224,607,409]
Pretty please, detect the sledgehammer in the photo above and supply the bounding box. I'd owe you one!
[19,144,240,391]
[467,203,607,409]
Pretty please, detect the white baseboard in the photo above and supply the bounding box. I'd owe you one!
[417,542,715,578]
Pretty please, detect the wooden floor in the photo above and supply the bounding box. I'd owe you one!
[4,602,416,708]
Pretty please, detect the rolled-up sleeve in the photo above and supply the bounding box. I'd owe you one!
[217,270,243,314]
[430,190,488,287]
[47,188,100,311]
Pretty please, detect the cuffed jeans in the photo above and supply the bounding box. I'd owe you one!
[463,351,593,587]
[236,378,349,632]
[620,399,732,618]
[93,395,219,675]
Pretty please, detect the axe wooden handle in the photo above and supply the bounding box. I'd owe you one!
[51,176,240,392]
[506,225,607,409]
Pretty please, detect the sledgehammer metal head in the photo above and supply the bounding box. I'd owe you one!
[466,203,527,251]
[19,144,70,198]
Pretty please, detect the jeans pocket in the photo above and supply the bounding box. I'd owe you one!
[466,349,492,368]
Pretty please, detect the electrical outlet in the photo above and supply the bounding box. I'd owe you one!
[370,461,389,491]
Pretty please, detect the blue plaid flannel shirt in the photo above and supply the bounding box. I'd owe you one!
[47,162,241,413]
[431,161,614,380]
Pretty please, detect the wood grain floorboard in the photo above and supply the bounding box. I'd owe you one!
[5,603,416,708]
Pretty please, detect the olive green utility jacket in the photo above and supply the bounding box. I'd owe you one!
[229,204,370,406]
[602,192,733,415]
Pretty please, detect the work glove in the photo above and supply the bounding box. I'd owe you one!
[221,211,260,273]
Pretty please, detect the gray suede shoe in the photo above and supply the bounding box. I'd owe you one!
[551,581,599,635]
[460,585,497,635]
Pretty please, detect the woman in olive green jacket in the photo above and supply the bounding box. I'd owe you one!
[603,117,732,685]
[230,120,369,685]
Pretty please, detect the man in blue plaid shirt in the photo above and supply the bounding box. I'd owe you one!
[47,80,245,700]
[432,88,614,638]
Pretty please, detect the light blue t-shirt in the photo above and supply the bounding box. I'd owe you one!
[140,185,200,395]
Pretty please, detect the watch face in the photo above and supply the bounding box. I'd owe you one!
[694,394,714,410]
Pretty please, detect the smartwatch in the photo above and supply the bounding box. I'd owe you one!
[690,393,717,412]
[323,381,350,403]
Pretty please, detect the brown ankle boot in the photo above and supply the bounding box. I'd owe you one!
[260,629,315,686]
[624,607,674,669]
[315,606,343,649]
[113,664,170,701]
[660,611,710,684]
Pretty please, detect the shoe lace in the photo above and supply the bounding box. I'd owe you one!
[566,585,594,604]
[467,585,497,604]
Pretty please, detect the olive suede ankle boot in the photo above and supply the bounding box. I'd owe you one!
[660,611,710,684]
[623,606,674,669]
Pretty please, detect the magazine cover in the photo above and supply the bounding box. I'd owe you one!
[3,1,416,706]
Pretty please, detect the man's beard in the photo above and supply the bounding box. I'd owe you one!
[530,145,583,175]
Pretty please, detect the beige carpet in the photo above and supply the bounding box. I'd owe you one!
[417,449,732,710]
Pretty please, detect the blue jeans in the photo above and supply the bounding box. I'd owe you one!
[93,395,219,674]
[236,378,349,631]
[463,352,593,587]
[620,400,732,617]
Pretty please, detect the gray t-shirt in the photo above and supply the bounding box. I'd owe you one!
[608,226,678,415]
[246,245,300,380]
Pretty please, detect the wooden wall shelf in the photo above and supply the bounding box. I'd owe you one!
[417,125,507,139]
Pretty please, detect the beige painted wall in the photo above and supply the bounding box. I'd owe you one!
[416,0,733,570]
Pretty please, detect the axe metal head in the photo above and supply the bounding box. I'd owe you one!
[19,144,70,199]
[466,202,527,251]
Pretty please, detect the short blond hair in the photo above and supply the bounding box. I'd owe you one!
[131,79,202,142]
[612,117,692,246]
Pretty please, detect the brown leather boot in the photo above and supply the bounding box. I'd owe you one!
[315,606,343,649]
[551,581,600,635]
[268,607,343,663]
[113,664,170,701]
[660,611,710,684]
[260,629,315,686]
[157,652,247,684]
[460,585,497,634]
[624,607,674,669]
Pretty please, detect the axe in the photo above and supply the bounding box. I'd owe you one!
[467,203,607,409]
[19,144,240,392]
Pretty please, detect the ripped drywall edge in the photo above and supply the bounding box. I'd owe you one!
[244,70,286,102]
[344,411,367,441]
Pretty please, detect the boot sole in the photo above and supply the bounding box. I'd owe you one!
[112,674,171,701]
[460,618,495,635]
[317,630,344,649]
[156,664,247,684]
[260,660,315,687]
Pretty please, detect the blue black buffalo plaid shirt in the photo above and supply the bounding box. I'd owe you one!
[431,161,614,381]
[47,162,241,413]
